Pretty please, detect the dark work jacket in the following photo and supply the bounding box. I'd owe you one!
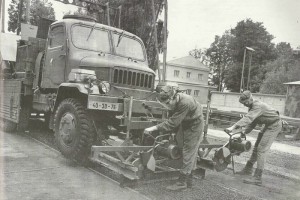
[235,100,280,134]
[156,93,203,132]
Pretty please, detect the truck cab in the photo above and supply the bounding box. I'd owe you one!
[41,15,155,99]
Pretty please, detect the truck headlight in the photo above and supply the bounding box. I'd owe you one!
[68,69,96,83]
[99,81,110,94]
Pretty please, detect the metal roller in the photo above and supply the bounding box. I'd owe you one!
[156,144,181,160]
[230,140,252,152]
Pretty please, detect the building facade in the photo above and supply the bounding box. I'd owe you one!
[156,56,211,104]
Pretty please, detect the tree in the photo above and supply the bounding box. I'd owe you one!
[205,31,233,91]
[223,19,277,92]
[7,0,55,34]
[260,43,300,94]
[29,0,55,26]
[7,0,25,34]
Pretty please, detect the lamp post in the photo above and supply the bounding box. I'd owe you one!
[240,47,255,92]
[246,47,255,90]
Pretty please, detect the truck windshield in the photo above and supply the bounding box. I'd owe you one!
[71,25,111,53]
[112,32,145,61]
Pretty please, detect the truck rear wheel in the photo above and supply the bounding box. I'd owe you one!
[54,98,95,163]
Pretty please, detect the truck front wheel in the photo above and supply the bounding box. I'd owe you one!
[54,98,95,163]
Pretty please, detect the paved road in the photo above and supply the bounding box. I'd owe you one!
[1,124,300,200]
[0,131,150,200]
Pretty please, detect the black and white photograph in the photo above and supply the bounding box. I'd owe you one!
[0,0,300,199]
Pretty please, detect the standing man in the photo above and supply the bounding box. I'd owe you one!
[144,84,204,191]
[226,91,282,186]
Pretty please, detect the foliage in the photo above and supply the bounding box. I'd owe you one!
[224,19,277,92]
[205,31,233,91]
[189,48,208,65]
[29,0,55,26]
[190,19,278,92]
[7,0,25,33]
[7,0,55,34]
[260,44,300,94]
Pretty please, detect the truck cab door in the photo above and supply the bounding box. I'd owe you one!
[41,24,66,88]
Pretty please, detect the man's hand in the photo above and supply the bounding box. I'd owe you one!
[225,126,235,133]
[144,126,158,134]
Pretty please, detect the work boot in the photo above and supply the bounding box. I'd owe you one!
[243,169,263,186]
[166,174,188,191]
[236,161,253,175]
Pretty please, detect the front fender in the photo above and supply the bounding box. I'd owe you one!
[59,82,100,95]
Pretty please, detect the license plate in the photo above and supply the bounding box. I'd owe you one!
[88,101,119,111]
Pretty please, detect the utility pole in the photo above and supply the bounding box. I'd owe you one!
[25,0,30,23]
[1,0,5,33]
[105,2,110,26]
[17,0,24,35]
[162,0,168,82]
[151,0,161,82]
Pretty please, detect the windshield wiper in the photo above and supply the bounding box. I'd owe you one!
[86,23,96,41]
[116,31,124,47]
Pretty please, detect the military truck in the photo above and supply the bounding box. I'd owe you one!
[0,15,165,162]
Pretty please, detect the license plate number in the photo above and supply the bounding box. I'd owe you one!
[89,102,119,111]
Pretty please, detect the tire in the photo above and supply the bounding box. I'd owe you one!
[54,98,96,163]
[1,119,17,132]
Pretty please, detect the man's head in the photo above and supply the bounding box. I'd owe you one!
[157,85,178,110]
[239,90,253,107]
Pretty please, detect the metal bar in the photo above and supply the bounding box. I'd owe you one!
[90,153,141,180]
[198,144,224,148]
[125,152,136,163]
[92,146,153,152]
[115,152,125,162]
[126,96,133,140]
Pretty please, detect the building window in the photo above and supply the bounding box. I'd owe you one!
[174,70,180,77]
[198,74,203,80]
[187,72,191,78]
[186,89,192,95]
[194,90,199,96]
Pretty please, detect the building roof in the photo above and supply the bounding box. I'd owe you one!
[283,81,300,85]
[167,56,209,71]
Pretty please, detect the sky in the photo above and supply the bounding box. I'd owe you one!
[3,0,300,60]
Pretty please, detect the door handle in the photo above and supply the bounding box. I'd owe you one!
[59,54,66,57]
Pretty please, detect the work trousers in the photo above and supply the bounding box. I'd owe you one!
[248,120,282,170]
[180,118,204,175]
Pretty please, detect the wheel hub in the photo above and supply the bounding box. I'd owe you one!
[59,113,76,145]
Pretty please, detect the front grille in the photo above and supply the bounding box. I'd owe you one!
[113,68,153,89]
